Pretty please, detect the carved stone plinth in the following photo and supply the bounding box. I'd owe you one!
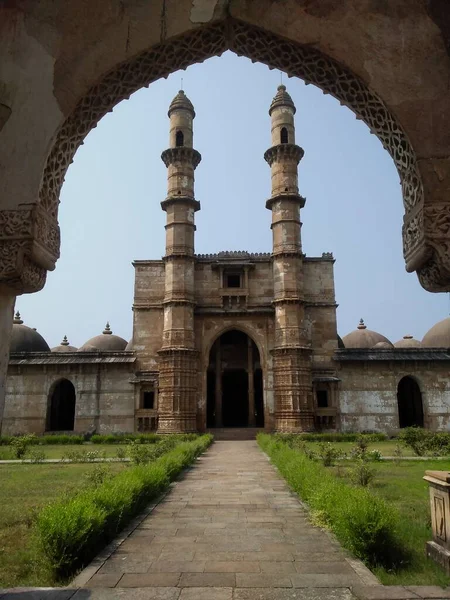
[157,348,198,433]
[423,470,450,573]
[272,347,314,432]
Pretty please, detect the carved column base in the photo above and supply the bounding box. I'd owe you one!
[272,346,314,433]
[156,348,199,434]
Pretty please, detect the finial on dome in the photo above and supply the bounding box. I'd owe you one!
[357,318,367,330]
[403,334,413,339]
[269,84,296,115]
[61,335,69,346]
[13,311,23,325]
[168,90,195,118]
[103,322,112,335]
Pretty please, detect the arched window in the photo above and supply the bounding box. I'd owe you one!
[280,127,288,144]
[176,130,184,147]
[397,376,424,428]
[47,379,76,431]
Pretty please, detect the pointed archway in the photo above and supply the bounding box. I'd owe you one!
[47,379,76,431]
[207,329,264,429]
[397,376,424,428]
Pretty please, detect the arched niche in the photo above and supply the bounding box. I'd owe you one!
[47,378,76,432]
[397,376,424,429]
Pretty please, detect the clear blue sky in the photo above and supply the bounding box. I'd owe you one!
[18,52,449,348]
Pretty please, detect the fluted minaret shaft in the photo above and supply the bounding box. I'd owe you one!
[265,85,313,432]
[158,91,201,433]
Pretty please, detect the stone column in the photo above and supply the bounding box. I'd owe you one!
[248,337,255,427]
[264,85,314,432]
[215,340,222,427]
[0,293,15,434]
[157,91,201,433]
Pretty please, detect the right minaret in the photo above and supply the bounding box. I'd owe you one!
[264,84,314,432]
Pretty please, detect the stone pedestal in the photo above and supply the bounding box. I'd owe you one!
[423,470,450,573]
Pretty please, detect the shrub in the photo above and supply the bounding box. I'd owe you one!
[115,447,126,460]
[274,432,388,444]
[10,434,37,458]
[27,448,47,464]
[398,427,450,457]
[91,433,161,445]
[38,435,84,445]
[258,433,407,569]
[84,465,112,487]
[35,434,213,579]
[317,442,342,466]
[350,460,376,487]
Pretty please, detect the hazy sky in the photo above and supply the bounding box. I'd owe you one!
[18,52,448,349]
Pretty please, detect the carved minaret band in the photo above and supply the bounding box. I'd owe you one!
[157,91,201,433]
[264,85,314,432]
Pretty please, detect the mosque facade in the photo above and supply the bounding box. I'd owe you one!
[3,87,450,437]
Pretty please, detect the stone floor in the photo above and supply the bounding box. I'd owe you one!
[2,441,450,599]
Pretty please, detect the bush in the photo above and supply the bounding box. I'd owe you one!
[35,434,213,579]
[350,460,376,487]
[38,434,84,445]
[398,427,450,457]
[275,432,388,444]
[258,433,407,568]
[317,442,343,466]
[10,434,37,458]
[27,448,47,464]
[91,433,160,445]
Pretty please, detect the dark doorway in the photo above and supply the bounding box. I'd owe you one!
[48,379,76,431]
[397,376,424,428]
[222,369,249,427]
[207,329,264,428]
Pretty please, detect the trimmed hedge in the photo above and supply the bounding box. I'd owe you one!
[274,432,388,443]
[91,433,199,444]
[258,433,408,568]
[35,434,213,578]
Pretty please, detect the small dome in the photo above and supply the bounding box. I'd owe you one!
[78,322,127,352]
[168,90,195,117]
[342,318,392,349]
[372,341,394,349]
[51,335,78,353]
[394,334,422,349]
[10,311,50,353]
[269,85,296,116]
[422,317,450,348]
[125,339,133,351]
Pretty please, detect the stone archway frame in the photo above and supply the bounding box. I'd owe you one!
[6,18,443,294]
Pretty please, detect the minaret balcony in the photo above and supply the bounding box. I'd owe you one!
[161,147,201,168]
[264,143,304,166]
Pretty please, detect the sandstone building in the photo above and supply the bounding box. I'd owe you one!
[3,88,450,436]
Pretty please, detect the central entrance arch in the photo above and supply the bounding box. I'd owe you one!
[207,329,263,429]
[47,379,76,432]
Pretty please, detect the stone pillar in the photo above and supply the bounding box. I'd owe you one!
[157,91,201,433]
[424,470,450,573]
[248,337,255,427]
[0,293,15,434]
[264,85,314,432]
[215,340,222,427]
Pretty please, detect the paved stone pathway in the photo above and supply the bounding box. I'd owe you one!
[75,440,378,598]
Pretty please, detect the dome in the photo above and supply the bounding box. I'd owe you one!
[422,317,450,348]
[342,319,392,349]
[51,335,78,352]
[78,322,127,352]
[372,341,394,349]
[269,85,296,115]
[168,90,195,117]
[10,312,50,353]
[125,339,133,351]
[394,334,422,349]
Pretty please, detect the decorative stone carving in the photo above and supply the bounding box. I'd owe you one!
[0,208,59,293]
[161,147,202,169]
[264,144,304,166]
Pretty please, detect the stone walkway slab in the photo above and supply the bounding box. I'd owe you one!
[77,440,378,593]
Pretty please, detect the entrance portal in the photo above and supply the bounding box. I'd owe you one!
[207,330,263,428]
[47,379,76,431]
[397,376,424,428]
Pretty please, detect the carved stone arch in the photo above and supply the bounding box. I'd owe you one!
[203,322,266,369]
[15,18,444,295]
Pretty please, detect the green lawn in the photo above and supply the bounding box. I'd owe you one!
[0,444,126,460]
[0,462,125,588]
[331,459,450,585]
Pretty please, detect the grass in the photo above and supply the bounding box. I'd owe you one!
[0,462,125,587]
[333,459,450,585]
[306,440,417,457]
[0,444,128,460]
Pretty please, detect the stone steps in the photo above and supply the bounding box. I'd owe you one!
[206,427,264,440]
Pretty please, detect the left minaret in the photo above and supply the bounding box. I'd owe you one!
[157,91,201,433]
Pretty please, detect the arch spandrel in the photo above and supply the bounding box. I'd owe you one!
[1,9,449,293]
